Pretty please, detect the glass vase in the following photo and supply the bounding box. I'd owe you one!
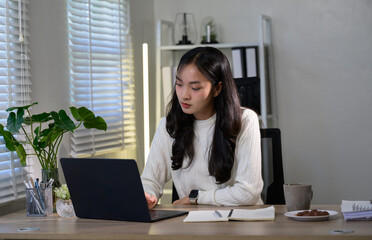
[41,168,61,188]
[56,199,76,217]
[41,168,61,212]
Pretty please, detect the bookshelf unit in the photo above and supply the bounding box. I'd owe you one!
[154,15,277,203]
[155,15,277,129]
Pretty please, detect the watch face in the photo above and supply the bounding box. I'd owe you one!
[189,190,198,199]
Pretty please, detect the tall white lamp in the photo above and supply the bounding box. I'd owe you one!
[142,43,150,165]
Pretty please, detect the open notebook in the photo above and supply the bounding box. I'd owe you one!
[183,206,275,222]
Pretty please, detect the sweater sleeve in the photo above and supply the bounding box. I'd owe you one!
[197,109,264,206]
[141,118,172,200]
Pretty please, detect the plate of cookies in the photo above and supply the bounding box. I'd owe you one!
[284,209,338,221]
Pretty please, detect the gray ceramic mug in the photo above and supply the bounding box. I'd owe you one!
[283,183,313,211]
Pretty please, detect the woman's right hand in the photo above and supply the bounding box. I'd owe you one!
[145,192,157,209]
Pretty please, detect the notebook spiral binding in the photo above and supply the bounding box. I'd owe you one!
[352,203,372,211]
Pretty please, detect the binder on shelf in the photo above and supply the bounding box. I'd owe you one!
[231,47,245,78]
[232,47,258,78]
[245,47,258,77]
[234,77,261,115]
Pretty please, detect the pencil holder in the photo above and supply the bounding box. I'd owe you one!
[26,187,53,217]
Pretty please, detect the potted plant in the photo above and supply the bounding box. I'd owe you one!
[54,184,75,217]
[0,102,107,186]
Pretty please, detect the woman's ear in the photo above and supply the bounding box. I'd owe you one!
[213,82,222,97]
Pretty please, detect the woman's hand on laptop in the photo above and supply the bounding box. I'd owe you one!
[145,192,157,209]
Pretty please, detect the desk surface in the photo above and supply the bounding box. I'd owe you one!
[0,204,371,240]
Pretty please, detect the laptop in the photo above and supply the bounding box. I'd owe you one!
[60,158,188,222]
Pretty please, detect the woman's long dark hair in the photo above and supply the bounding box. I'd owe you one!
[166,47,242,184]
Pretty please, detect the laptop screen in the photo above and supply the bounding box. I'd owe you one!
[60,158,187,222]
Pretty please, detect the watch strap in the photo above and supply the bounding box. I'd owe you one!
[189,189,199,205]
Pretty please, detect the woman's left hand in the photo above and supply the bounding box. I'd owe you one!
[173,196,191,205]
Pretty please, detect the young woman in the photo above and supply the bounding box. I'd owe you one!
[141,47,263,208]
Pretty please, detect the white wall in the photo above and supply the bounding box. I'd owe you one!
[29,0,70,180]
[151,0,372,204]
[28,0,372,204]
[128,0,156,171]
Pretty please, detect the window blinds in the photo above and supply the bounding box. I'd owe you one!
[0,0,31,204]
[68,0,136,157]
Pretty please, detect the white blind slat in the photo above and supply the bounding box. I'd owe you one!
[68,0,135,157]
[0,0,31,204]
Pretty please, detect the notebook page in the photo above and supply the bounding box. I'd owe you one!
[341,200,372,212]
[183,210,230,222]
[230,206,275,221]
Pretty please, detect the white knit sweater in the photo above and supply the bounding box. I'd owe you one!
[141,108,263,206]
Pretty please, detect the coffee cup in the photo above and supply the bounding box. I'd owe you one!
[283,183,313,212]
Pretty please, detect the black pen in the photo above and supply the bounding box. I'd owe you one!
[228,209,234,218]
[214,210,222,218]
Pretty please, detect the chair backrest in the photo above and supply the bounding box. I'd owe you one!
[260,128,285,204]
[171,128,285,204]
[172,183,179,203]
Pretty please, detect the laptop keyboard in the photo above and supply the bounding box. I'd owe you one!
[149,209,188,221]
[149,210,170,219]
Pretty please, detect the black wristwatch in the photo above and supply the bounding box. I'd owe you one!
[189,189,199,205]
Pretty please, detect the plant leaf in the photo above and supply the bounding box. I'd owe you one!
[24,112,52,124]
[32,127,43,150]
[40,124,63,143]
[0,124,17,151]
[6,102,38,112]
[83,116,107,130]
[77,107,95,121]
[32,112,51,122]
[6,108,25,133]
[23,117,32,125]
[69,107,81,121]
[50,110,76,132]
[6,112,17,132]
[15,144,27,167]
[58,110,76,131]
[49,128,64,143]
[16,108,24,129]
[77,107,107,131]
[40,123,55,138]
[0,124,25,166]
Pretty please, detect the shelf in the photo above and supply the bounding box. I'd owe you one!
[156,15,277,129]
[160,43,259,51]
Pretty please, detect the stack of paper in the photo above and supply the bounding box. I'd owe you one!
[341,200,372,221]
[183,206,275,223]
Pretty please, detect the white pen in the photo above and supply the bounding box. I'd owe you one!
[47,178,54,187]
[23,180,30,188]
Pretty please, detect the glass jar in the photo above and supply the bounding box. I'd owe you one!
[41,168,61,188]
[56,199,76,218]
[41,168,61,212]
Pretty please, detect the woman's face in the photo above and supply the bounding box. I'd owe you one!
[175,64,220,120]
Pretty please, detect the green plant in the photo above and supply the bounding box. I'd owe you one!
[0,102,107,169]
[54,184,71,200]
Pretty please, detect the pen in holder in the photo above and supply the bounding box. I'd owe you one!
[26,187,53,217]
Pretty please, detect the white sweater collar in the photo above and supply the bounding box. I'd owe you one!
[194,113,216,128]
